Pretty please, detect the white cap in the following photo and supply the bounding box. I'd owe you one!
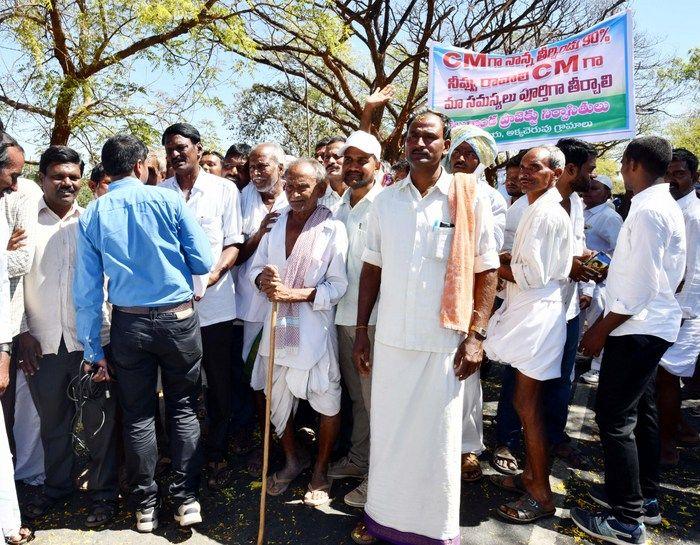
[594,174,613,190]
[339,131,382,161]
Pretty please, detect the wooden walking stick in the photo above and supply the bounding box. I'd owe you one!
[257,301,278,545]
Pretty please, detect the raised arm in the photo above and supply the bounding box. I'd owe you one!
[359,85,396,134]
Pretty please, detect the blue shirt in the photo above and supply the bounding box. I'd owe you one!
[74,177,213,361]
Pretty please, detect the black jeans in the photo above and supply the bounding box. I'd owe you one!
[110,308,203,509]
[595,334,671,524]
[201,320,234,463]
[27,338,118,501]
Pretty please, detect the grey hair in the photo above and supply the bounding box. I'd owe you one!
[542,146,566,170]
[287,157,327,184]
[252,142,286,166]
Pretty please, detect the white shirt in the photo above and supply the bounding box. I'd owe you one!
[249,209,348,369]
[235,184,288,322]
[606,183,686,341]
[334,179,383,326]
[480,180,507,251]
[584,202,623,254]
[675,191,700,319]
[503,196,528,253]
[362,169,499,353]
[160,170,243,327]
[24,199,110,355]
[318,185,342,213]
[563,192,586,320]
[0,215,10,344]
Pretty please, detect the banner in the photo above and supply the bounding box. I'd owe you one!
[427,11,635,152]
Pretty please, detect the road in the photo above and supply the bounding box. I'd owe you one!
[23,361,700,545]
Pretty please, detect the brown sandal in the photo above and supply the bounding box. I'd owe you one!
[497,493,555,524]
[489,473,526,494]
[461,452,483,482]
[5,528,34,544]
[351,521,377,544]
[491,446,519,475]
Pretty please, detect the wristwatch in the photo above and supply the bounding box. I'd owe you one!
[0,343,11,356]
[469,325,487,341]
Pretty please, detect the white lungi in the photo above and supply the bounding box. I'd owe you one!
[242,320,264,362]
[13,371,44,484]
[659,318,700,378]
[365,342,462,544]
[251,335,341,436]
[461,371,484,454]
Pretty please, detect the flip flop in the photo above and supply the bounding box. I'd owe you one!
[491,446,519,475]
[4,528,34,545]
[489,473,526,494]
[267,472,294,496]
[496,493,555,524]
[303,482,332,507]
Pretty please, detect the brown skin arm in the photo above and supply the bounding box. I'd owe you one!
[453,269,498,380]
[497,252,515,283]
[206,244,239,287]
[352,263,382,377]
[579,311,631,357]
[255,266,317,303]
[359,85,395,133]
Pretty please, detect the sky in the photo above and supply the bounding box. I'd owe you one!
[5,0,699,161]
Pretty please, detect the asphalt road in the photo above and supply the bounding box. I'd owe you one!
[21,361,700,545]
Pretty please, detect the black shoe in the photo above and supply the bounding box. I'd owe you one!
[588,485,661,525]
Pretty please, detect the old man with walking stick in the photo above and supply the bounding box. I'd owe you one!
[250,157,348,512]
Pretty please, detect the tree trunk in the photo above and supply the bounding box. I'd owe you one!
[50,79,78,145]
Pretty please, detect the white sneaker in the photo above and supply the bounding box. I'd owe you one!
[581,369,600,385]
[136,506,159,533]
[174,499,202,527]
[344,478,368,508]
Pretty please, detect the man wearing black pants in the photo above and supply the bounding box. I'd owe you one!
[74,134,213,532]
[159,123,243,489]
[573,136,687,545]
[18,146,117,527]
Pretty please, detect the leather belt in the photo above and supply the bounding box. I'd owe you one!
[114,300,194,318]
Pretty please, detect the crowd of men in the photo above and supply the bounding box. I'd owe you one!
[0,93,698,545]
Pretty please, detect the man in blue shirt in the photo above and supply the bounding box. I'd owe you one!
[73,134,213,532]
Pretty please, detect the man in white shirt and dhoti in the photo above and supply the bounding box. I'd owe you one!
[350,110,498,545]
[234,142,289,473]
[250,158,348,507]
[656,148,700,467]
[444,124,503,484]
[485,146,574,523]
[573,137,686,545]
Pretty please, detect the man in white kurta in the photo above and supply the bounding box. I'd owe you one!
[580,175,623,384]
[444,124,503,482]
[485,146,573,523]
[249,158,348,506]
[355,112,498,545]
[657,148,700,465]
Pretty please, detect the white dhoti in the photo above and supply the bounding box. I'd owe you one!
[660,318,700,378]
[242,320,264,362]
[0,405,21,538]
[365,341,462,545]
[251,335,341,437]
[485,283,567,381]
[461,370,484,454]
[580,284,606,372]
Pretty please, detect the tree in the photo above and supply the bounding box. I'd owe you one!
[227,0,629,161]
[0,0,253,155]
[667,114,700,157]
[231,83,345,156]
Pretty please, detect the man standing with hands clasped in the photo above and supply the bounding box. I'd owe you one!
[572,136,686,545]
